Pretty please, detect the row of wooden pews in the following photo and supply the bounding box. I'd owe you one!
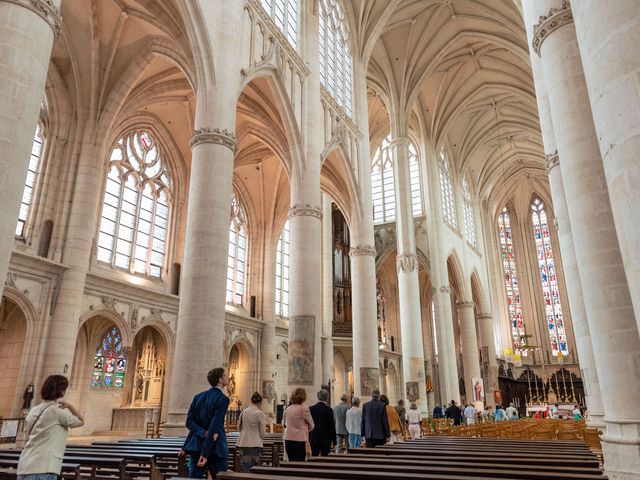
[216,436,606,480]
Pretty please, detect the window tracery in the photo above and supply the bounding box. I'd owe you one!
[371,135,395,224]
[462,177,477,247]
[227,191,248,305]
[97,131,171,278]
[438,145,457,229]
[531,198,568,356]
[498,206,527,355]
[91,326,126,388]
[319,0,353,115]
[259,0,299,48]
[16,124,44,237]
[275,220,290,317]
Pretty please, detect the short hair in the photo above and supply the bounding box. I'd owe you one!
[410,402,417,409]
[290,388,307,404]
[351,397,360,406]
[251,392,263,404]
[398,399,404,405]
[40,375,69,400]
[371,389,381,399]
[379,394,389,405]
[317,390,329,402]
[207,368,225,387]
[340,394,348,402]
[450,400,456,405]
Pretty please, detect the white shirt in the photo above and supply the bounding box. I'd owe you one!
[18,401,83,475]
[406,409,422,425]
[345,406,362,434]
[506,406,518,419]
[463,406,476,419]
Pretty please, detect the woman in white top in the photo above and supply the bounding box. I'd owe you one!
[237,392,267,472]
[345,397,362,448]
[18,375,84,480]
[406,402,422,439]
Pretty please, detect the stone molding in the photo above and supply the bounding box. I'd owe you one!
[553,217,559,231]
[3,0,62,37]
[396,253,417,273]
[456,300,474,309]
[190,128,237,153]
[439,285,452,294]
[532,1,573,56]
[390,136,412,147]
[545,151,560,174]
[288,203,322,220]
[349,245,376,257]
[477,313,493,319]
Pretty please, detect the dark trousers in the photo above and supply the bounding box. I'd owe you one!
[310,441,332,456]
[188,453,228,478]
[285,440,307,462]
[365,438,386,448]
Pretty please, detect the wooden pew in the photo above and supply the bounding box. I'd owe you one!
[0,458,81,480]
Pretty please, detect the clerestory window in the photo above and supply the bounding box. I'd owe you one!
[275,220,290,317]
[259,0,299,48]
[438,145,457,229]
[16,124,44,237]
[227,191,248,306]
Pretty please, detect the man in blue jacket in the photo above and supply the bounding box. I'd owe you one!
[183,367,230,478]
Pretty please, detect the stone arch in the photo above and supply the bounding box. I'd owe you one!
[446,250,467,299]
[128,325,169,408]
[470,271,487,314]
[228,340,255,409]
[385,360,400,405]
[321,146,361,230]
[332,351,348,405]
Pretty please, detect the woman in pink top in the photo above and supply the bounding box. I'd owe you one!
[283,388,314,461]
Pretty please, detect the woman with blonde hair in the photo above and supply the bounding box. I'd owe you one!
[406,402,422,439]
[282,388,314,461]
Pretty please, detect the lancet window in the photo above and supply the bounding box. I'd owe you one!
[16,124,44,237]
[97,131,172,278]
[531,198,568,356]
[498,206,527,354]
[275,220,290,317]
[227,192,248,305]
[319,0,353,115]
[438,145,457,229]
[91,327,126,388]
[259,0,299,48]
[408,142,423,217]
[462,177,477,247]
[371,135,395,223]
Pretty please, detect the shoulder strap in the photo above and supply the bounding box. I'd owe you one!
[27,403,54,438]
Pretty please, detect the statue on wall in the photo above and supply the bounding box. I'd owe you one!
[22,384,34,410]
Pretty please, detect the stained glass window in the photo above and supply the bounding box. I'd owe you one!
[275,220,290,317]
[319,0,353,116]
[498,206,527,355]
[462,177,477,247]
[531,198,568,356]
[16,124,44,237]
[259,0,299,48]
[97,131,171,278]
[371,135,395,223]
[408,142,423,217]
[91,327,126,388]
[439,145,457,229]
[227,191,248,305]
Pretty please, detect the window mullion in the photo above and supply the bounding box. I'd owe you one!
[112,171,127,269]
[130,179,144,275]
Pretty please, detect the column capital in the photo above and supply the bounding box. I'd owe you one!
[456,300,474,309]
[532,0,573,56]
[190,128,237,153]
[545,150,560,174]
[349,245,376,257]
[476,312,493,320]
[396,253,417,273]
[439,285,452,294]
[4,0,62,37]
[390,136,412,147]
[288,203,322,220]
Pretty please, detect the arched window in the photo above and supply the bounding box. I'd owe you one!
[91,326,126,388]
[275,220,290,317]
[227,192,248,305]
[371,135,395,223]
[319,0,353,116]
[438,145,457,229]
[408,142,423,217]
[16,124,44,237]
[462,177,476,247]
[498,207,527,355]
[531,198,568,356]
[259,0,299,48]
[97,131,172,278]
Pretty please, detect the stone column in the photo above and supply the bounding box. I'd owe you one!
[522,1,604,427]
[434,285,460,405]
[529,2,640,476]
[0,0,61,294]
[391,136,427,411]
[321,195,334,395]
[457,300,482,408]
[571,2,640,328]
[259,241,277,418]
[476,313,498,407]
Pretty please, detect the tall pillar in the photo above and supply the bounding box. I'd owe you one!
[434,285,460,405]
[392,136,427,411]
[457,300,482,408]
[522,1,604,427]
[476,313,498,407]
[571,2,640,328]
[0,0,61,294]
[259,242,277,418]
[321,195,334,397]
[164,1,243,433]
[528,2,640,476]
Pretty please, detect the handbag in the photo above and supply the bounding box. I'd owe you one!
[27,403,54,437]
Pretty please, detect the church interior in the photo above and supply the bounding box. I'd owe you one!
[1,0,639,478]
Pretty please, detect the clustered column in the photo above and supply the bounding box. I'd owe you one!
[456,300,482,408]
[526,1,640,476]
[0,0,61,293]
[321,195,334,393]
[475,313,498,407]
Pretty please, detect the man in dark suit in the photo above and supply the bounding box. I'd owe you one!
[309,389,336,456]
[361,389,389,447]
[183,367,230,478]
[445,399,463,426]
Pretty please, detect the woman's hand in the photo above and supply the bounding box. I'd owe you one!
[212,433,219,441]
[57,399,71,409]
[197,456,207,467]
